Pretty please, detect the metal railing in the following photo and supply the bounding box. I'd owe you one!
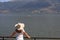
[0,36,60,40]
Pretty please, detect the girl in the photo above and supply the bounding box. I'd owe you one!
[10,23,30,40]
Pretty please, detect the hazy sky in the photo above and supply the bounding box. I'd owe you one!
[0,0,11,2]
[0,0,37,2]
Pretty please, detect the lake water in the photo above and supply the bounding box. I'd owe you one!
[0,13,60,38]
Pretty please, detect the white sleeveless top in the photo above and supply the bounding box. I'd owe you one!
[16,29,25,40]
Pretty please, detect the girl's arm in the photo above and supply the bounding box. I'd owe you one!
[10,31,16,37]
[23,32,31,39]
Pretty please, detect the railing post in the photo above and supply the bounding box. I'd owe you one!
[34,38,36,40]
[2,37,4,40]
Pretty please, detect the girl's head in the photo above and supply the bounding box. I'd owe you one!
[15,23,25,30]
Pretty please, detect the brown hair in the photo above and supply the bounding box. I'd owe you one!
[15,29,22,33]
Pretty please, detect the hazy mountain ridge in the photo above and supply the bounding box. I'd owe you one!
[0,0,60,14]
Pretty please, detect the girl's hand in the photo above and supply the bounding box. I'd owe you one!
[28,36,31,39]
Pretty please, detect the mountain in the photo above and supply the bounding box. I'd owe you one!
[22,1,51,9]
[0,1,51,11]
[30,0,60,14]
[0,0,60,14]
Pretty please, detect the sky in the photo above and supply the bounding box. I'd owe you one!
[0,0,37,2]
[0,0,11,2]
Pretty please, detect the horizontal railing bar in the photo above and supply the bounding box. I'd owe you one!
[0,36,60,39]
